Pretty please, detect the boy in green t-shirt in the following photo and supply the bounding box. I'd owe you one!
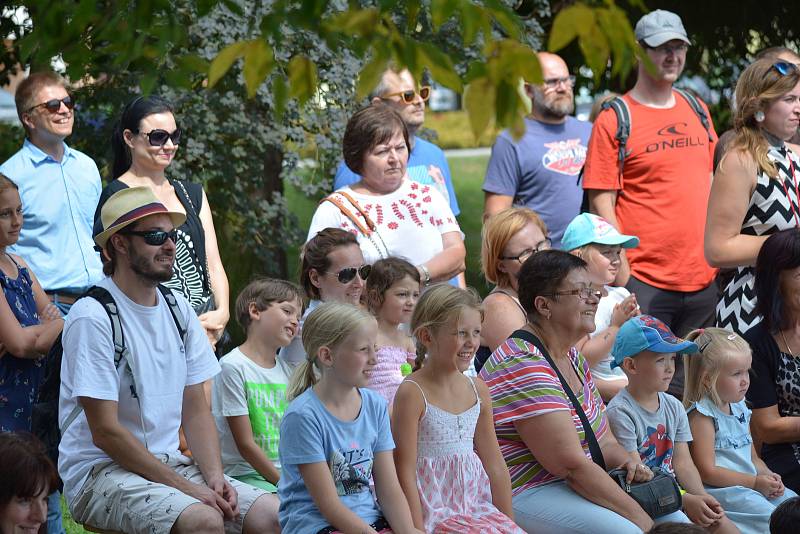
[212,278,304,493]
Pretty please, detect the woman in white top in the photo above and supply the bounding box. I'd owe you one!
[307,105,465,287]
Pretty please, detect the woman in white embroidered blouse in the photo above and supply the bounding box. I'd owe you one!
[307,105,465,286]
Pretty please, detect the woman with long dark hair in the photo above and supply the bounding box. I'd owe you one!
[746,228,800,493]
[96,96,229,349]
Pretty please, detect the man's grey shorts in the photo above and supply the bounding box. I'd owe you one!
[69,454,267,534]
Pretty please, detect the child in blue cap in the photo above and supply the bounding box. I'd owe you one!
[562,213,640,401]
[605,315,738,532]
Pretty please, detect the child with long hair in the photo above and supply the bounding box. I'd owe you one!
[277,302,422,534]
[391,284,522,533]
[684,327,798,534]
[365,257,420,406]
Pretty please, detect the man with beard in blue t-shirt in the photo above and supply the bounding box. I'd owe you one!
[482,52,591,249]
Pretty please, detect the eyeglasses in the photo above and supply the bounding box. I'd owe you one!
[381,86,431,104]
[138,128,182,147]
[772,62,800,76]
[500,238,552,264]
[25,96,75,114]
[327,264,371,284]
[123,228,178,246]
[644,42,689,55]
[542,286,603,302]
[543,76,576,89]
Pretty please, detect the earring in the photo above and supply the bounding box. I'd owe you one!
[754,110,765,122]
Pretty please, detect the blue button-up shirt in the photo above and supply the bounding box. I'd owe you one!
[0,139,103,291]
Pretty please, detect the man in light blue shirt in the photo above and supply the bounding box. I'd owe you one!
[0,72,103,317]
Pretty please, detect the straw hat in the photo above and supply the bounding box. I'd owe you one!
[94,186,186,249]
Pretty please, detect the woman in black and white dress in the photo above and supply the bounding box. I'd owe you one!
[706,58,800,335]
[97,95,229,349]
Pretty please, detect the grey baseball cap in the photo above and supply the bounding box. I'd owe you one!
[634,10,690,47]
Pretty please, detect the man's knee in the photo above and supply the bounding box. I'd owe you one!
[172,503,225,534]
[242,494,280,534]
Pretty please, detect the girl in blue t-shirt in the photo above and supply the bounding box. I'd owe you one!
[684,327,798,534]
[278,301,423,534]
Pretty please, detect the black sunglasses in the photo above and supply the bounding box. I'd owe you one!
[139,128,182,147]
[773,62,800,76]
[327,264,371,284]
[123,228,178,246]
[26,96,75,114]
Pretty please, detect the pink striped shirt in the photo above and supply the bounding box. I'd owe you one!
[479,336,608,495]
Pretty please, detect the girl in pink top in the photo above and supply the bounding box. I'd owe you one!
[365,258,420,408]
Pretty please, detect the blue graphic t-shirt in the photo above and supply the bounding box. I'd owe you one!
[277,387,394,533]
[333,136,460,216]
[605,388,692,475]
[483,116,591,249]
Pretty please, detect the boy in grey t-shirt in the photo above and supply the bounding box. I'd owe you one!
[606,316,738,532]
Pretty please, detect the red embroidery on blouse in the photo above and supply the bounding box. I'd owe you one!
[387,221,398,230]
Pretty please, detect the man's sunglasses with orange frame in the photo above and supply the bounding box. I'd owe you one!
[381,86,431,104]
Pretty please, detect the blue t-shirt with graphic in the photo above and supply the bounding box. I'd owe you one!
[333,136,460,216]
[483,116,591,249]
[277,387,394,533]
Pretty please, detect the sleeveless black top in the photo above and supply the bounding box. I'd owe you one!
[94,179,211,309]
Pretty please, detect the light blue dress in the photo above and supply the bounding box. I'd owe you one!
[687,397,797,534]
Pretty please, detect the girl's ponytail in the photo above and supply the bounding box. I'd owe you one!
[682,327,751,408]
[287,301,374,400]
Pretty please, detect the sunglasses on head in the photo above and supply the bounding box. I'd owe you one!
[139,128,182,147]
[381,86,431,104]
[26,96,75,114]
[123,228,178,246]
[772,62,800,76]
[327,264,371,284]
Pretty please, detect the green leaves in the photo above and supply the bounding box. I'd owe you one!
[288,55,317,104]
[243,40,275,98]
[208,39,275,98]
[548,3,638,83]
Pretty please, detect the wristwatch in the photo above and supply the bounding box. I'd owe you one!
[419,264,431,286]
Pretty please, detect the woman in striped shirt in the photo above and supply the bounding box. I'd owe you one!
[479,250,652,533]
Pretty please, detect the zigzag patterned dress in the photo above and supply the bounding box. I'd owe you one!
[716,145,800,334]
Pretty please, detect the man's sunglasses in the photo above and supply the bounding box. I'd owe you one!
[26,96,75,114]
[772,62,800,76]
[123,228,178,246]
[327,264,371,284]
[138,128,182,147]
[381,86,431,104]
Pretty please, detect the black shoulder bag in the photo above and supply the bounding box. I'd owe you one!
[510,328,682,518]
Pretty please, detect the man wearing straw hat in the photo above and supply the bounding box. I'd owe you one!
[57,187,279,534]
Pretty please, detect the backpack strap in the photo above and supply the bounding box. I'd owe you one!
[674,88,713,142]
[60,286,189,435]
[60,286,127,434]
[601,96,631,190]
[158,284,188,344]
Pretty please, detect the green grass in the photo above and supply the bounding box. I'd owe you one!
[426,111,501,149]
[62,495,87,534]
